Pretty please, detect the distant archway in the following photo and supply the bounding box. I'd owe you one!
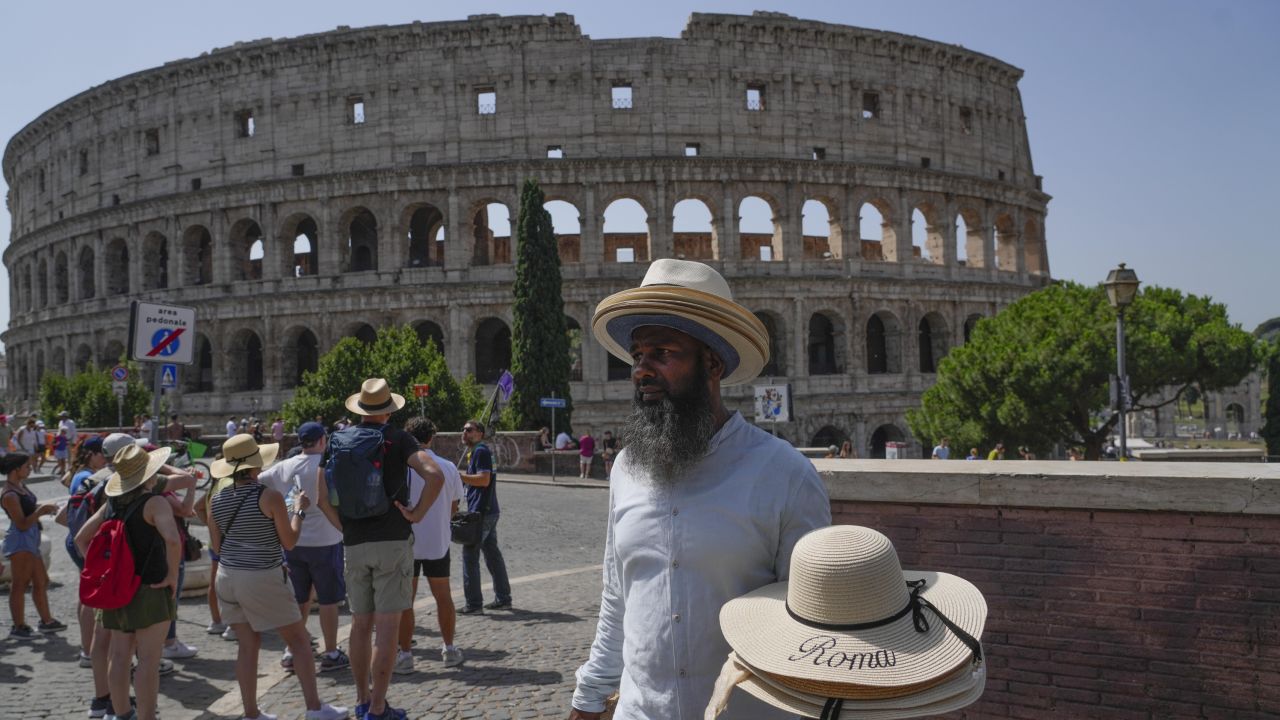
[474,318,511,383]
[869,424,906,459]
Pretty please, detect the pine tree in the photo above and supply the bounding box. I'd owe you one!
[1262,343,1280,458]
[507,178,573,431]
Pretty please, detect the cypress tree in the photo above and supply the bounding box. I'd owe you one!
[1263,344,1280,458]
[507,178,573,431]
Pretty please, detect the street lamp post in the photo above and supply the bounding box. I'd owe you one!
[1103,263,1141,460]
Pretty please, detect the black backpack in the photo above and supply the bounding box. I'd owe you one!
[323,424,395,519]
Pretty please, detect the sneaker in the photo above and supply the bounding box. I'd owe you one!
[158,658,175,675]
[304,703,349,720]
[162,640,198,659]
[442,647,465,668]
[222,626,238,641]
[392,650,414,675]
[8,625,36,641]
[280,649,294,670]
[353,703,369,720]
[483,599,512,610]
[239,714,277,720]
[38,618,68,633]
[79,651,94,668]
[457,605,485,615]
[206,621,228,635]
[364,705,407,720]
[88,694,112,718]
[319,649,350,673]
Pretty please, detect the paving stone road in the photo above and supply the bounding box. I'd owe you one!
[1,473,610,719]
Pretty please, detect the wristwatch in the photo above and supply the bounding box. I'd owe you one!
[294,509,306,519]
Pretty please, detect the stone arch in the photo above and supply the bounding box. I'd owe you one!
[910,201,945,264]
[671,197,717,261]
[956,207,983,267]
[602,197,650,263]
[104,238,129,295]
[918,311,950,373]
[227,328,265,391]
[963,314,984,344]
[74,343,93,373]
[142,232,169,290]
[280,213,319,277]
[414,320,445,354]
[802,197,840,259]
[281,326,319,388]
[995,212,1018,271]
[545,199,582,264]
[77,245,96,298]
[348,323,377,345]
[1024,217,1048,275]
[811,425,849,450]
[36,258,48,307]
[34,348,46,385]
[182,225,213,285]
[753,311,787,377]
[51,346,66,377]
[869,423,907,459]
[866,310,903,375]
[468,201,511,267]
[404,203,446,268]
[229,218,265,281]
[566,315,584,382]
[54,250,69,304]
[739,195,781,261]
[807,311,845,376]
[185,333,214,392]
[338,207,378,273]
[474,317,511,384]
[857,198,897,262]
[101,339,125,367]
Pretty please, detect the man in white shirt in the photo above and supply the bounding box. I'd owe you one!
[932,437,951,460]
[554,430,576,450]
[225,416,238,437]
[259,422,351,674]
[58,410,77,441]
[570,260,830,719]
[396,417,467,673]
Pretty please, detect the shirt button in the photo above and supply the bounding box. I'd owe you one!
[672,507,679,516]
[674,613,682,623]
[679,668,687,678]
[672,560,680,568]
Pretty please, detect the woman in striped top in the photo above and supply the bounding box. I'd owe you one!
[208,435,347,720]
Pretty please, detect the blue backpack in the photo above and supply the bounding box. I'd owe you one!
[65,479,106,565]
[323,424,395,520]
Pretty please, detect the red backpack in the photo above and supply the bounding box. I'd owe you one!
[79,498,147,610]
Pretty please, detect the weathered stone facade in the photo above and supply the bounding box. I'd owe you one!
[2,11,1050,456]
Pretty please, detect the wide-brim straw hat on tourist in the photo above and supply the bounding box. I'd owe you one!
[345,377,406,416]
[591,259,770,386]
[210,433,279,479]
[105,444,172,497]
[713,526,987,717]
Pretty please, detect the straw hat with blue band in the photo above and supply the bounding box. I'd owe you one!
[591,259,770,386]
[105,444,173,497]
[345,377,406,417]
[210,434,279,479]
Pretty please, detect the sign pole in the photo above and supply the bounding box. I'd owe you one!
[550,391,557,483]
[151,365,162,444]
[117,394,124,432]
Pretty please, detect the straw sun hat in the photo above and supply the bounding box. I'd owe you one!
[345,377,407,416]
[714,526,987,718]
[591,259,770,386]
[210,433,279,479]
[105,444,173,497]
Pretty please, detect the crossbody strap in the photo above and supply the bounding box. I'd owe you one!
[216,484,263,554]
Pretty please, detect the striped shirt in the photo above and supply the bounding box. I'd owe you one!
[210,482,281,570]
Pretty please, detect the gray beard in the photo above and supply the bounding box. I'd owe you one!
[619,372,717,487]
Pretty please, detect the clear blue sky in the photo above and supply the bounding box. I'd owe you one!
[3,0,1276,347]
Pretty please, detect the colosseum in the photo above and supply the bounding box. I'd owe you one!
[2,11,1050,457]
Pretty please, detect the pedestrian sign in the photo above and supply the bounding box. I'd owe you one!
[129,301,196,365]
[539,397,567,409]
[160,364,178,390]
[112,380,128,398]
[110,365,129,382]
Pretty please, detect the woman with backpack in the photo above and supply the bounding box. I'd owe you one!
[208,434,347,720]
[56,435,109,664]
[73,444,180,720]
[2,451,66,640]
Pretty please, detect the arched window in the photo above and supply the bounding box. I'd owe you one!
[808,313,838,376]
[289,216,319,277]
[869,424,906,459]
[36,259,47,307]
[346,209,378,272]
[859,201,895,261]
[183,226,214,285]
[738,196,778,261]
[229,330,265,391]
[471,203,510,266]
[415,321,445,354]
[142,233,169,290]
[802,199,838,260]
[104,239,129,296]
[474,318,511,383]
[602,198,650,263]
[406,205,445,268]
[74,344,93,373]
[189,334,214,392]
[353,324,377,345]
[672,198,715,260]
[995,213,1018,271]
[54,251,69,304]
[285,328,319,388]
[78,246,96,299]
[229,220,264,281]
[754,312,786,377]
[866,311,904,375]
[918,312,949,373]
[546,200,582,263]
[810,426,849,450]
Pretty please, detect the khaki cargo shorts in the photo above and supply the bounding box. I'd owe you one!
[344,538,413,614]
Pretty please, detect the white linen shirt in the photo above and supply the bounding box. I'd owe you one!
[572,411,831,719]
[258,451,343,547]
[408,449,466,561]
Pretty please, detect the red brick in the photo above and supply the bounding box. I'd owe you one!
[1142,525,1248,542]
[1198,597,1280,615]
[1051,699,1147,719]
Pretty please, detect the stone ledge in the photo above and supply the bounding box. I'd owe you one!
[817,459,1280,515]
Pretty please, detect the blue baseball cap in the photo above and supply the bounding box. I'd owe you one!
[297,422,326,444]
[82,436,104,453]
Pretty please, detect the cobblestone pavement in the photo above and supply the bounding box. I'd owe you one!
[1,473,610,719]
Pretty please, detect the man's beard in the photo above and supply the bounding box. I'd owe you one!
[619,361,717,487]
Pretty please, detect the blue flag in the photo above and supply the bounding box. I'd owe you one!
[497,370,514,400]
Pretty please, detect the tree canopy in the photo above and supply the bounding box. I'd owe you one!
[39,363,152,428]
[907,282,1258,459]
[1262,342,1280,458]
[282,324,485,431]
[506,178,574,431]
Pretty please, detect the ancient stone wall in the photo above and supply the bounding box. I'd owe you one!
[3,12,1050,454]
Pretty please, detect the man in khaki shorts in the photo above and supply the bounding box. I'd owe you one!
[316,378,446,720]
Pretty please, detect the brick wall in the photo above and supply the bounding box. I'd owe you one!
[822,460,1280,719]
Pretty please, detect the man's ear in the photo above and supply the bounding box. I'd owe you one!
[704,347,726,382]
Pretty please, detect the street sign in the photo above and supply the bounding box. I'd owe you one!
[753,383,792,423]
[111,365,129,382]
[540,397,567,409]
[112,380,128,398]
[413,384,430,398]
[160,364,178,390]
[129,301,197,365]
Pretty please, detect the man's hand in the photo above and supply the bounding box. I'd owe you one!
[567,710,604,720]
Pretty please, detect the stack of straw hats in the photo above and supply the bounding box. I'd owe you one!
[708,526,988,719]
